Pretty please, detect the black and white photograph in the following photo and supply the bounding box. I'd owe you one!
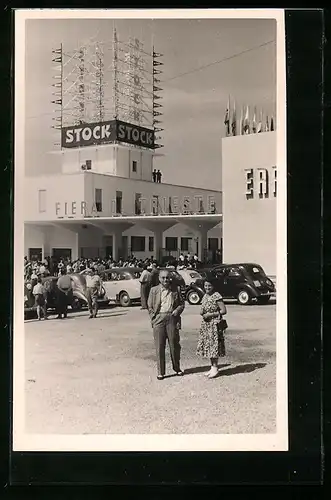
[14,9,287,452]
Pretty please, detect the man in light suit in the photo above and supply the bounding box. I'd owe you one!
[147,269,185,380]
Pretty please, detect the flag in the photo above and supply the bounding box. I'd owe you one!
[239,107,243,135]
[257,110,263,133]
[270,116,275,131]
[243,105,250,134]
[265,116,270,132]
[252,107,257,133]
[231,100,237,136]
[224,96,230,136]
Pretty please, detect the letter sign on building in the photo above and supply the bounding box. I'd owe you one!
[245,167,277,200]
[61,120,155,150]
[245,168,254,199]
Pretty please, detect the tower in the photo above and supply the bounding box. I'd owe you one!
[52,30,164,179]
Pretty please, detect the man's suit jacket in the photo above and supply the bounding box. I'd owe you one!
[147,284,185,327]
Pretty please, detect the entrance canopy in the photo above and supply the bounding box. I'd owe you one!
[25,213,222,261]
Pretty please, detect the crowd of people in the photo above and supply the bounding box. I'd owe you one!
[24,252,202,282]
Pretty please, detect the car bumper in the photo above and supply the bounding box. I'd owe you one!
[257,290,276,298]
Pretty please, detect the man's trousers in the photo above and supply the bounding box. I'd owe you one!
[152,313,181,376]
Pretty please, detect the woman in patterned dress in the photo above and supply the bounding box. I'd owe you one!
[196,278,227,378]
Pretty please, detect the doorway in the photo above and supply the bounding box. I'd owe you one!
[52,248,72,261]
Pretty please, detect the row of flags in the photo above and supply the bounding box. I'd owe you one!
[224,98,275,137]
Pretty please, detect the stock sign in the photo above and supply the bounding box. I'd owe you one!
[61,120,155,149]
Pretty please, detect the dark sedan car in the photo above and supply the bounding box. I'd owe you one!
[24,275,88,318]
[198,263,276,305]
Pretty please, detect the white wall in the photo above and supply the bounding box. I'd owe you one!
[222,132,276,275]
[83,172,222,218]
[25,224,79,260]
[24,173,85,221]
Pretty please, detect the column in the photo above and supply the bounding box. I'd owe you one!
[72,232,79,261]
[41,226,52,260]
[112,229,123,261]
[197,228,208,262]
[153,229,163,262]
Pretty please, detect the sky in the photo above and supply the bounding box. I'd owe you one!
[24,17,277,190]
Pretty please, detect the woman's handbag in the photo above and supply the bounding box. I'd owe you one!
[219,318,228,330]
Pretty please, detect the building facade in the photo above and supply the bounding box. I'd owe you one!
[221,131,277,276]
[24,141,222,263]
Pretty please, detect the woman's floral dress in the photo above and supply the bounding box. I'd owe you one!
[196,292,226,358]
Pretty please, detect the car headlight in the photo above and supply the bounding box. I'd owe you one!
[253,280,261,287]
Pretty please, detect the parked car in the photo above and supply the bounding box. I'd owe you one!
[198,263,276,305]
[99,267,142,307]
[177,268,203,286]
[24,275,87,318]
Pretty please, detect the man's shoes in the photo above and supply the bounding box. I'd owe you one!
[157,375,165,380]
[89,314,93,319]
[56,315,62,319]
[176,370,184,376]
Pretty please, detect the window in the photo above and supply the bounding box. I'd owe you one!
[116,191,122,214]
[132,160,137,173]
[149,236,154,252]
[152,195,159,215]
[95,188,102,212]
[29,248,42,261]
[165,237,178,251]
[180,237,192,252]
[86,160,92,170]
[135,193,142,215]
[131,236,145,252]
[227,267,241,278]
[38,189,46,213]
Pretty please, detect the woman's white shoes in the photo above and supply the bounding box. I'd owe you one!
[207,367,219,379]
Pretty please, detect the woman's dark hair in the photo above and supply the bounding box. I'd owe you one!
[204,276,218,288]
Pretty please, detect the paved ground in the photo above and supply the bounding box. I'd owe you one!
[25,300,276,434]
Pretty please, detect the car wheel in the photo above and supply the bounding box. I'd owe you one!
[187,290,202,305]
[237,290,252,305]
[257,296,271,305]
[119,291,131,307]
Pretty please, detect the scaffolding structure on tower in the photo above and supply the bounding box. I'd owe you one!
[52,31,164,149]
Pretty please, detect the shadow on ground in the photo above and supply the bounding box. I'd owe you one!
[219,362,267,377]
[184,363,231,375]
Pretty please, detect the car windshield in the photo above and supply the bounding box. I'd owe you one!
[119,271,141,280]
[242,265,267,279]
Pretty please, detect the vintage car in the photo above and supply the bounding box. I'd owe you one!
[24,275,87,318]
[98,267,142,307]
[198,263,276,305]
[177,268,203,286]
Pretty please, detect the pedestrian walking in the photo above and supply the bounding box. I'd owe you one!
[32,276,47,320]
[147,270,185,380]
[196,278,227,378]
[86,268,103,319]
[139,264,152,310]
[56,268,73,319]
